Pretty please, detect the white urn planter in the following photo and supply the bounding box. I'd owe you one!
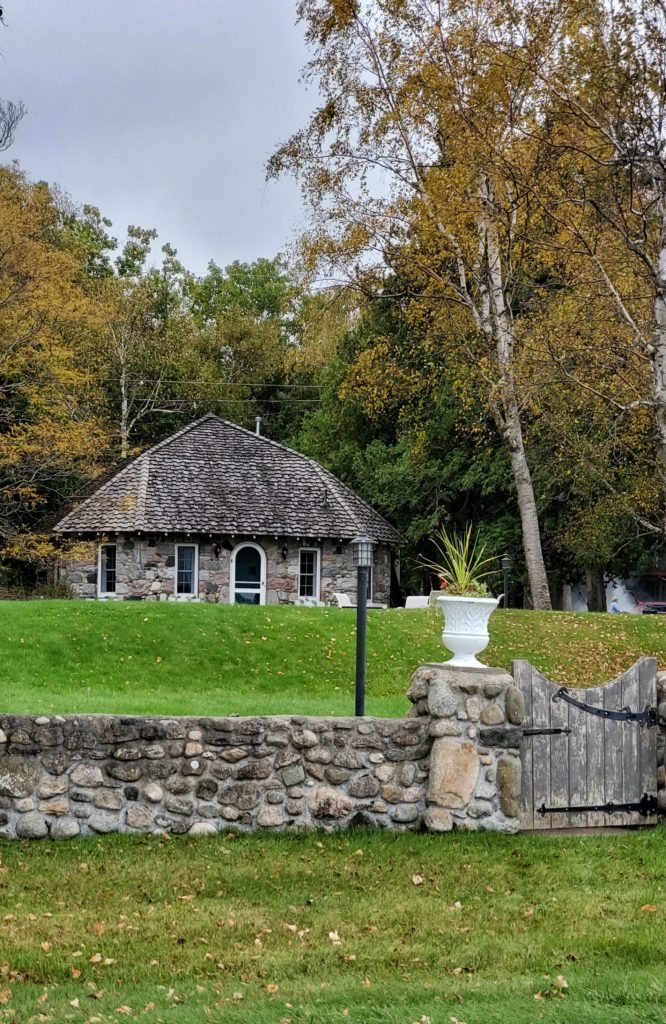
[436,595,499,668]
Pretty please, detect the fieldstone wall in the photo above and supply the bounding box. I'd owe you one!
[0,663,523,840]
[407,664,523,833]
[0,712,431,839]
[58,537,392,606]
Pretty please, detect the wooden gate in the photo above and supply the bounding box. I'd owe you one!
[513,657,658,830]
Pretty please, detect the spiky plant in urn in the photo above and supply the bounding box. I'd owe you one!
[420,526,499,668]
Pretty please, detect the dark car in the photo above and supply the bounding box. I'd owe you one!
[637,601,666,615]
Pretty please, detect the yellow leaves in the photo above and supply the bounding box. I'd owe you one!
[534,975,568,1000]
[0,989,11,1005]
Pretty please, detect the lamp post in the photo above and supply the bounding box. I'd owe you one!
[351,533,376,717]
[501,554,512,608]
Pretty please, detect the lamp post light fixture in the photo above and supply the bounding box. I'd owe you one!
[351,533,376,716]
[501,553,512,608]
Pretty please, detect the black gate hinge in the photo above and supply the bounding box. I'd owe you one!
[537,793,658,818]
[523,726,571,736]
[553,688,658,727]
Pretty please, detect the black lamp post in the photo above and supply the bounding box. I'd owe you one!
[501,553,512,608]
[352,533,376,717]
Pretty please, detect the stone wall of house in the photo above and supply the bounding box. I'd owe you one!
[0,665,522,840]
[58,537,392,606]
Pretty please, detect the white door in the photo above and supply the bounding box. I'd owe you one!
[230,543,266,605]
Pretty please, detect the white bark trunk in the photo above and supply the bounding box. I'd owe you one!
[482,179,552,610]
[652,201,666,483]
[119,354,129,460]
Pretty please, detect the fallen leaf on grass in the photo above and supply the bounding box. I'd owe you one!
[411,875,424,886]
[40,941,51,953]
[266,983,279,994]
[0,990,11,1005]
[328,930,342,945]
[641,904,657,912]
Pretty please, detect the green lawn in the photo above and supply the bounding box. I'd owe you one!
[0,828,665,1023]
[0,601,665,717]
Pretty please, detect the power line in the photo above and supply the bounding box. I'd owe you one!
[132,397,322,405]
[99,377,324,389]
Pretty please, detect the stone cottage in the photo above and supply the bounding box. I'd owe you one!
[52,415,401,605]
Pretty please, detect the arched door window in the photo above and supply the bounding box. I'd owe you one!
[230,542,266,605]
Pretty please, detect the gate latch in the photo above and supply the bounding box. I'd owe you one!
[523,726,571,736]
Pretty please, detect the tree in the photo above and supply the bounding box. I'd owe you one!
[92,229,202,457]
[296,283,520,596]
[0,165,107,545]
[521,0,666,539]
[270,0,561,607]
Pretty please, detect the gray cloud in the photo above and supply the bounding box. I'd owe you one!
[4,0,312,273]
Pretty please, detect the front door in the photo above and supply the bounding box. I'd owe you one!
[231,543,266,604]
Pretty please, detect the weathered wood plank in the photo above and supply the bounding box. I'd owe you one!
[639,657,658,824]
[585,686,605,826]
[513,661,533,830]
[567,694,588,828]
[622,665,640,825]
[530,671,552,830]
[603,677,625,824]
[549,682,569,827]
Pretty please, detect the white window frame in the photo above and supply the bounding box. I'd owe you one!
[174,543,199,598]
[229,541,267,605]
[97,542,117,597]
[298,547,321,603]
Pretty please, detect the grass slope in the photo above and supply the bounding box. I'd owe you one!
[1,601,665,717]
[0,829,665,1023]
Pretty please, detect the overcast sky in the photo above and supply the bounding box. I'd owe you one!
[3,0,313,274]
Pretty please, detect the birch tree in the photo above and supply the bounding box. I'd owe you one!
[270,0,558,607]
[524,0,666,536]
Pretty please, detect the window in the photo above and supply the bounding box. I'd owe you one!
[299,548,320,601]
[366,566,373,602]
[98,544,117,595]
[175,544,198,596]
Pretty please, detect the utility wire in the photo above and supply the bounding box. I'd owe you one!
[99,377,324,389]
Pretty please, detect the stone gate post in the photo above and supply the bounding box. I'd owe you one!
[408,663,525,833]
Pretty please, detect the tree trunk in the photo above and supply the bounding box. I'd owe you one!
[499,391,552,610]
[119,356,129,460]
[652,204,666,485]
[585,567,606,612]
[482,182,552,610]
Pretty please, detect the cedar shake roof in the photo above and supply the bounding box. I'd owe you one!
[53,415,401,544]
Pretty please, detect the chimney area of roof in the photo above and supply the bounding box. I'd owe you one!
[255,415,262,436]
